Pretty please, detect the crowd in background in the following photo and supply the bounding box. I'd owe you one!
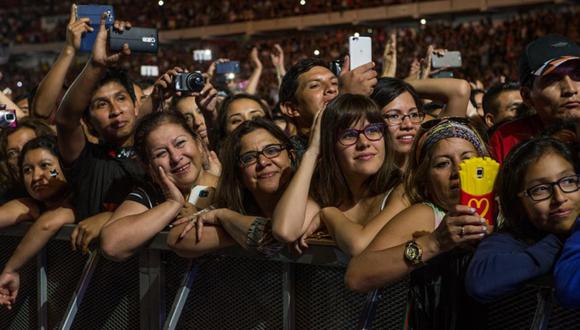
[0,2,580,328]
[1,6,578,107]
[0,0,418,44]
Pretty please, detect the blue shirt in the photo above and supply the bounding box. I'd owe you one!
[465,232,562,303]
[554,218,580,308]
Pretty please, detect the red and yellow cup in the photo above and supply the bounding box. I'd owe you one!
[459,157,500,226]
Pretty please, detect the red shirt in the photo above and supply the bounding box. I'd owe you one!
[488,114,545,164]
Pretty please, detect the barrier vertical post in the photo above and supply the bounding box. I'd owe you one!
[139,249,165,330]
[37,248,48,330]
[163,260,199,330]
[283,262,295,330]
[59,251,100,330]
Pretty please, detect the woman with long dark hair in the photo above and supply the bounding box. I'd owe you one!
[273,94,405,256]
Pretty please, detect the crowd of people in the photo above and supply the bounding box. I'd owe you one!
[0,3,579,329]
[2,6,577,109]
[0,0,417,44]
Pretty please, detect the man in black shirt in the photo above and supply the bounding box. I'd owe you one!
[56,17,144,220]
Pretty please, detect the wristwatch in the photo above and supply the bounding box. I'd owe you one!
[404,240,423,265]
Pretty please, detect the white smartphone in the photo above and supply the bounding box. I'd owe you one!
[188,185,215,209]
[349,36,372,70]
[140,65,159,77]
[432,51,462,69]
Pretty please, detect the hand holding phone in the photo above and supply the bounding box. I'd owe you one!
[76,5,114,53]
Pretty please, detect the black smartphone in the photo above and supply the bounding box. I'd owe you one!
[108,27,159,54]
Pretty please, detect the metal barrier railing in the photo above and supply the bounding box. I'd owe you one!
[1,223,579,330]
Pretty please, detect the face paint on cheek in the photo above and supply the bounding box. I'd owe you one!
[50,169,59,178]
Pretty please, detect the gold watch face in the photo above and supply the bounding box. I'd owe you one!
[405,245,419,260]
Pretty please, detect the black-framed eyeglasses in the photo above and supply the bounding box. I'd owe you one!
[383,111,425,126]
[519,174,580,201]
[239,144,287,167]
[420,117,471,130]
[337,123,385,146]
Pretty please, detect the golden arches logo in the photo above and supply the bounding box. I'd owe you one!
[467,198,490,218]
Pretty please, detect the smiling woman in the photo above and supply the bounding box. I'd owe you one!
[100,111,218,262]
[272,94,406,256]
[167,119,293,258]
[345,118,490,329]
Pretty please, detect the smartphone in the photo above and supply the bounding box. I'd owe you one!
[349,36,372,70]
[216,61,240,74]
[76,5,115,53]
[432,51,462,69]
[140,65,159,77]
[108,27,159,54]
[193,49,212,61]
[0,108,16,129]
[188,186,215,210]
[432,71,454,78]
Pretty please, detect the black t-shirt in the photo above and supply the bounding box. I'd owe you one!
[125,180,165,209]
[64,142,145,220]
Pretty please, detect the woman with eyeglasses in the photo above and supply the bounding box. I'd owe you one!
[167,118,292,257]
[371,77,470,170]
[346,118,490,329]
[465,137,580,303]
[272,94,406,256]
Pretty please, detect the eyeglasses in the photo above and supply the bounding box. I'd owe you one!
[520,175,580,201]
[383,111,425,126]
[239,144,287,167]
[337,123,385,146]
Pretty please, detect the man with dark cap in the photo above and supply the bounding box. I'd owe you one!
[489,34,580,164]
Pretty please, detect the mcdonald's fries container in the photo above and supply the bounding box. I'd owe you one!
[459,157,500,226]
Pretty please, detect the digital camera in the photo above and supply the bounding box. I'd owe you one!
[0,109,17,129]
[174,72,205,93]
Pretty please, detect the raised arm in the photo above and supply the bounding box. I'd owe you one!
[270,44,286,87]
[245,47,263,95]
[32,4,91,121]
[55,14,131,164]
[409,78,471,117]
[320,184,409,256]
[340,56,378,96]
[381,33,397,78]
[272,110,323,242]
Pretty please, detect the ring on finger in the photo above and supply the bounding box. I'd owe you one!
[460,225,465,237]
